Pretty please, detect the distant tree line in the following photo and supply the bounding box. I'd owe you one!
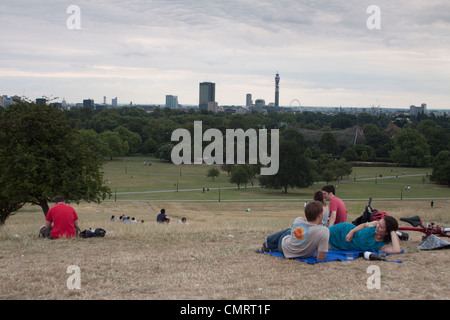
[62,106,449,187]
[63,107,449,159]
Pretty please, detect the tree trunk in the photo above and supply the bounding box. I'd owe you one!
[39,199,50,217]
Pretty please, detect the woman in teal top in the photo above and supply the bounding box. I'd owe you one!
[328,216,402,253]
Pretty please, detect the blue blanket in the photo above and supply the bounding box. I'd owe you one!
[257,249,403,264]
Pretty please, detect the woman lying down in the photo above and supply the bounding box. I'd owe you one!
[328,216,402,254]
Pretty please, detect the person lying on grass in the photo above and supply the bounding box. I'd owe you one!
[328,216,402,254]
[261,201,329,261]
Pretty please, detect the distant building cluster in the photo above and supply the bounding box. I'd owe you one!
[1,72,448,116]
[410,103,427,116]
[0,95,20,108]
[195,73,282,114]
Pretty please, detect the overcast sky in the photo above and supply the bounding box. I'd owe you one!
[1,0,449,109]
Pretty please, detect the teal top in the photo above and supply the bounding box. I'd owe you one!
[329,223,389,252]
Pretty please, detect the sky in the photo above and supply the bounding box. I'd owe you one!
[1,0,449,109]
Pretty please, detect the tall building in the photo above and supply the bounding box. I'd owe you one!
[165,95,178,109]
[199,82,215,111]
[274,72,280,107]
[254,99,266,113]
[112,97,118,107]
[83,99,95,109]
[246,93,252,107]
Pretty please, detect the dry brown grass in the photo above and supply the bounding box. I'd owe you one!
[0,200,449,300]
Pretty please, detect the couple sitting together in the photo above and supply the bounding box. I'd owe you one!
[261,187,401,261]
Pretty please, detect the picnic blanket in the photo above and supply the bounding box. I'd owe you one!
[257,249,403,264]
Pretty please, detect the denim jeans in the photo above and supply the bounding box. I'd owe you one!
[265,228,291,255]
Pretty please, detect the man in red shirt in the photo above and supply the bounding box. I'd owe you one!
[44,196,79,239]
[322,185,347,227]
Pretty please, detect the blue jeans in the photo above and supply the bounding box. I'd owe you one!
[265,228,291,255]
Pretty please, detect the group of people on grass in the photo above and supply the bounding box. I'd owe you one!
[110,215,144,223]
[39,197,186,239]
[40,188,402,261]
[261,185,402,261]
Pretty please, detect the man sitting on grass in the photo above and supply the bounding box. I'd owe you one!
[40,196,79,239]
[261,201,330,261]
[321,185,348,227]
[156,209,170,223]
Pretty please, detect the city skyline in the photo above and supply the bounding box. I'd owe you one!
[1,1,449,109]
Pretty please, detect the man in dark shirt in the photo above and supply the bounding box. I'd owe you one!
[156,209,170,223]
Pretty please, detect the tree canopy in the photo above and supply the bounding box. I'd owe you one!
[62,106,448,167]
[259,128,314,193]
[0,101,111,223]
[390,128,431,167]
[431,150,450,186]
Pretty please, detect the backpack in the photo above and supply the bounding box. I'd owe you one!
[352,198,389,225]
[79,228,106,238]
[372,210,389,221]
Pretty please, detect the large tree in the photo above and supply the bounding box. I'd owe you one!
[0,100,111,221]
[318,131,340,155]
[259,128,314,193]
[229,165,251,189]
[416,119,449,157]
[430,150,450,186]
[390,128,431,167]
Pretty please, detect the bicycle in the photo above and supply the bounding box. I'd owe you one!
[353,198,450,249]
[399,215,450,239]
[399,215,450,250]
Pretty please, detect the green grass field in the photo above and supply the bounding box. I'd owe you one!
[102,156,449,203]
[1,156,449,301]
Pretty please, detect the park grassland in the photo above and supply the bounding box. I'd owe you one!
[0,156,449,300]
[103,156,448,202]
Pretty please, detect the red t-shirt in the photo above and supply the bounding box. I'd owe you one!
[45,203,78,239]
[329,196,348,224]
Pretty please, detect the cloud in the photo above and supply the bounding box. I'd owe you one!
[0,0,449,108]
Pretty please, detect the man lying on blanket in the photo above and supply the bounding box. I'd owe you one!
[261,201,329,261]
[261,202,402,262]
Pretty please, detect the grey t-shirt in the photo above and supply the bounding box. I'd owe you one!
[281,217,330,259]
